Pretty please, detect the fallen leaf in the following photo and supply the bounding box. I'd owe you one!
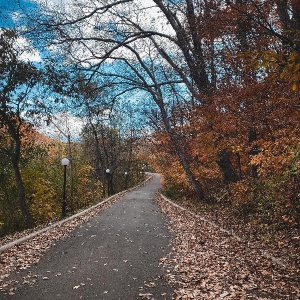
[139,293,153,299]
[73,285,80,289]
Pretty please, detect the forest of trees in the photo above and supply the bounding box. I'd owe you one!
[0,28,146,234]
[0,0,299,235]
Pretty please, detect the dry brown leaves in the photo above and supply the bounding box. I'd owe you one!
[0,194,123,294]
[156,195,300,300]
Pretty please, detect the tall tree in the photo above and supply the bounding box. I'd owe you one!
[24,0,299,208]
[0,29,42,228]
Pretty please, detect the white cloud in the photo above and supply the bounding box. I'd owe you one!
[38,111,84,141]
[30,0,178,68]
[53,0,175,63]
[34,0,71,6]
[15,36,42,62]
[50,0,70,4]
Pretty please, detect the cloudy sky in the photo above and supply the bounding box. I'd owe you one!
[0,0,169,138]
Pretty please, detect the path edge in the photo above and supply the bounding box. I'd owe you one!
[0,174,153,254]
[158,193,287,268]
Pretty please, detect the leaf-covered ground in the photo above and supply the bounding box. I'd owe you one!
[1,190,299,299]
[0,194,123,295]
[156,195,300,300]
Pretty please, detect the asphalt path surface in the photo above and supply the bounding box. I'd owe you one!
[2,174,173,300]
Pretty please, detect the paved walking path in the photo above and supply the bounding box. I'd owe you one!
[2,174,173,299]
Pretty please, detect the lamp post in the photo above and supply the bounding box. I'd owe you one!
[124,171,128,189]
[106,168,110,196]
[141,164,145,180]
[61,157,70,218]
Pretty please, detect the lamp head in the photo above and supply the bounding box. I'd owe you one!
[61,157,70,166]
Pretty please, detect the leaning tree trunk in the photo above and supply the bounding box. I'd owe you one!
[158,100,205,200]
[11,140,35,228]
[175,145,205,200]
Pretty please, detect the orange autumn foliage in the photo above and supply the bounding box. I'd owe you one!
[151,77,299,227]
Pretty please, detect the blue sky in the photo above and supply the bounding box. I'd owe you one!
[0,0,39,28]
[0,0,178,137]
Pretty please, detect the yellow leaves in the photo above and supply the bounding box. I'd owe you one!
[161,161,190,194]
[75,164,103,206]
[29,178,60,224]
[76,164,93,185]
[259,50,300,90]
[231,145,243,154]
[238,48,300,90]
[249,140,297,178]
[292,82,298,91]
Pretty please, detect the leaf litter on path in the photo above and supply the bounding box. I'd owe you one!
[0,194,123,295]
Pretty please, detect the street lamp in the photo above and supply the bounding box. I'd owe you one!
[124,171,128,189]
[106,168,110,196]
[141,164,145,180]
[61,157,70,218]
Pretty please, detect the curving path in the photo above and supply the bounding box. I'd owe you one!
[2,174,173,300]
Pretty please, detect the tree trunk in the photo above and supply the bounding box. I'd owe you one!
[87,116,105,181]
[176,148,205,200]
[109,174,114,195]
[157,99,205,200]
[249,128,259,178]
[217,150,240,183]
[152,0,210,95]
[11,140,35,228]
